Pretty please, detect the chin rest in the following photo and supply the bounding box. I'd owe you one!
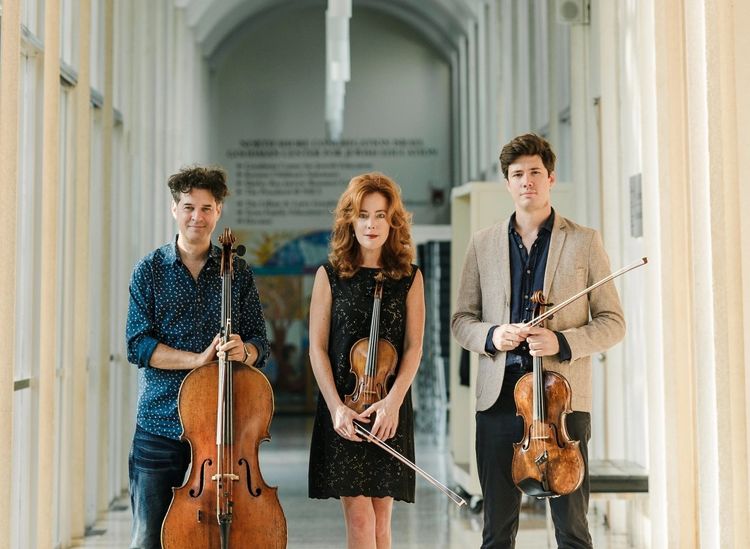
[517,478,560,499]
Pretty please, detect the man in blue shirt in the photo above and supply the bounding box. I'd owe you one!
[126,165,269,549]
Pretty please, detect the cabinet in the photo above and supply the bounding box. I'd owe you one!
[449,182,512,497]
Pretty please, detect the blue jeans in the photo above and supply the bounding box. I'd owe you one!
[128,425,190,549]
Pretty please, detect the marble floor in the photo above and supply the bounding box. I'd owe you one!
[74,416,633,548]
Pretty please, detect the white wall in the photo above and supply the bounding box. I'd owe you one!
[211,4,452,230]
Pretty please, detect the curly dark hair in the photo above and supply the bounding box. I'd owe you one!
[499,133,556,179]
[329,172,414,279]
[167,165,229,203]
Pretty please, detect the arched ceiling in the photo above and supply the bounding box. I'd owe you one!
[174,0,485,61]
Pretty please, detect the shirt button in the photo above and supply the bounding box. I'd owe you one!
[524,295,528,299]
[526,269,531,274]
[518,244,523,248]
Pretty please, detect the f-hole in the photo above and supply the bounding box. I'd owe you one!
[189,458,212,497]
[239,458,262,497]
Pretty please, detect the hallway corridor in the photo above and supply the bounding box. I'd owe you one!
[3,1,750,546]
[74,416,632,548]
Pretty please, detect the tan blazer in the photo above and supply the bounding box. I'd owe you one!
[451,213,625,412]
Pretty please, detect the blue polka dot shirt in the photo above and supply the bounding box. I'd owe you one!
[126,235,269,440]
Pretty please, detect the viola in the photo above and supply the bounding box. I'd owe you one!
[511,291,585,497]
[161,228,287,549]
[510,257,648,497]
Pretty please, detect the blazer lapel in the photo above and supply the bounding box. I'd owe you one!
[498,217,511,298]
[544,213,567,298]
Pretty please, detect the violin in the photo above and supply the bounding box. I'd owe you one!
[161,228,287,548]
[344,272,398,414]
[511,291,584,497]
[511,257,648,497]
[343,270,466,507]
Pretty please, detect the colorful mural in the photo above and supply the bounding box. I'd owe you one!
[239,229,330,412]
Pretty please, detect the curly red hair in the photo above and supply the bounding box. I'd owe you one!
[329,172,415,279]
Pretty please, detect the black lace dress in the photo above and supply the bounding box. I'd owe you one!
[308,263,418,502]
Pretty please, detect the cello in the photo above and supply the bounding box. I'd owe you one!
[162,228,287,548]
[511,257,648,497]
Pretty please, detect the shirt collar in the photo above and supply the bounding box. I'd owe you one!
[163,234,221,266]
[162,235,180,265]
[509,209,556,235]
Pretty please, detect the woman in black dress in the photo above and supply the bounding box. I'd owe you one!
[308,172,425,549]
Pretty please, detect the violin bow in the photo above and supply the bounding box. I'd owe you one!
[523,257,648,328]
[353,423,467,508]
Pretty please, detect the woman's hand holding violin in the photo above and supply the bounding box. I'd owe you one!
[332,403,369,442]
[360,395,400,441]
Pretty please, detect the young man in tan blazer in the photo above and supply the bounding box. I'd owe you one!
[451,134,625,549]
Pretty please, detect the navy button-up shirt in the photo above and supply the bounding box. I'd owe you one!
[126,236,269,440]
[485,210,571,369]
